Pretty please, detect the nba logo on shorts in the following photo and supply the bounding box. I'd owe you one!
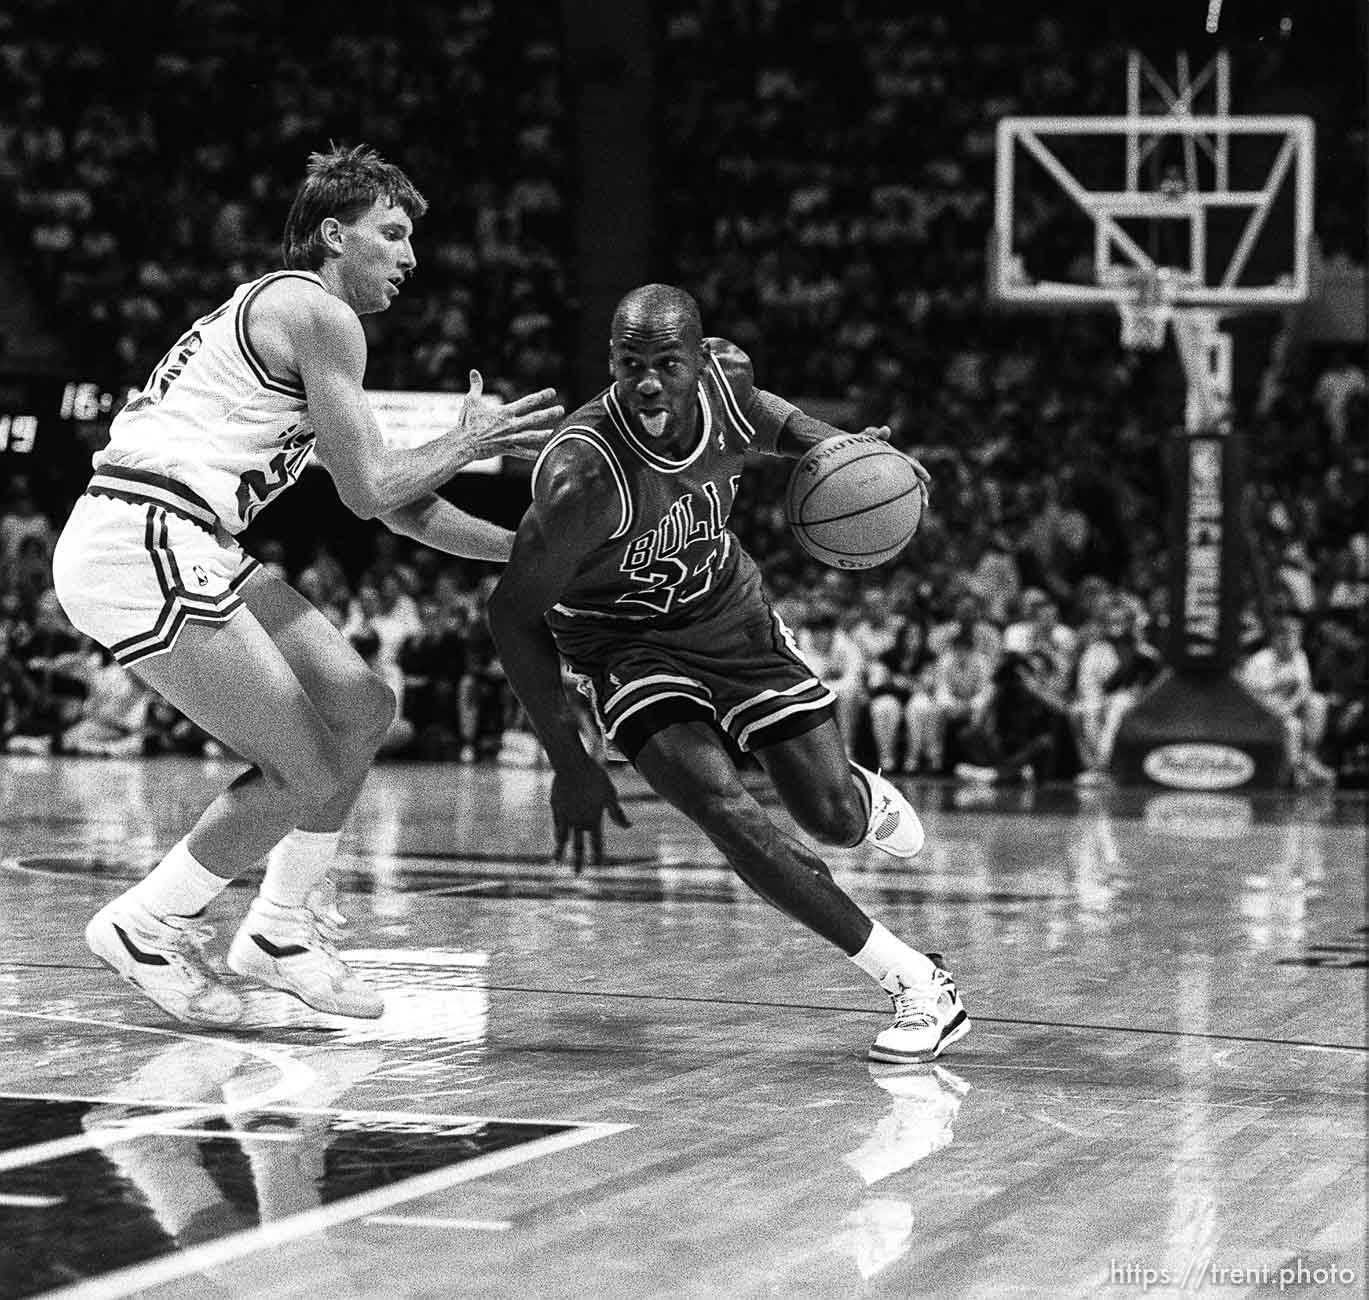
[192,564,209,587]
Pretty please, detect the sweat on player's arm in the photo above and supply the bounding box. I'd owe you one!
[487,441,631,868]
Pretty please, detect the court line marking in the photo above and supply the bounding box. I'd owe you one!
[404,880,504,898]
[40,1120,632,1300]
[3,962,1363,1055]
[365,1214,513,1230]
[474,985,1369,1054]
[0,1192,64,1208]
[93,1126,301,1142]
[3,969,1364,1053]
[1,1096,639,1133]
[1029,1111,1096,1138]
[0,1009,317,1173]
[0,852,1050,896]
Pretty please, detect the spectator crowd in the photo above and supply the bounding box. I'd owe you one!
[4,453,1364,788]
[0,0,570,396]
[0,0,1364,788]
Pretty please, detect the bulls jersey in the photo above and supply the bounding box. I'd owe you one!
[91,270,321,534]
[536,340,791,629]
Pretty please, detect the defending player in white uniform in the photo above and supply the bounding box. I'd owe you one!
[52,144,563,1026]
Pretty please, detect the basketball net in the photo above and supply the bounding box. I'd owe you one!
[1113,268,1230,432]
[1116,267,1179,352]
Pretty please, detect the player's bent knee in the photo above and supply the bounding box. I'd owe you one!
[797,784,866,847]
[329,670,397,752]
[258,738,352,809]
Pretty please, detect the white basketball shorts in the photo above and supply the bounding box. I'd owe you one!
[52,491,259,668]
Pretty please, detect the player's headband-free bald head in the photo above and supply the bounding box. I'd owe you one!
[610,284,703,350]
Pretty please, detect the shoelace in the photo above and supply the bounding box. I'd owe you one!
[890,987,940,1029]
[306,881,350,949]
[160,915,222,978]
[291,903,370,994]
[890,970,956,1028]
[259,903,341,957]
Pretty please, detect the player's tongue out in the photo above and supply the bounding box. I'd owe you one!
[640,411,669,438]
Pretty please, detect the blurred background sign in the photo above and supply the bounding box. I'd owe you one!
[366,390,505,473]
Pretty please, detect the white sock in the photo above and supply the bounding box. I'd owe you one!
[260,829,341,909]
[849,921,937,992]
[126,838,232,918]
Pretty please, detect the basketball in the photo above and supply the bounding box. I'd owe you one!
[785,434,923,569]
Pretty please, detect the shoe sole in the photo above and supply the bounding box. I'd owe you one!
[872,838,924,860]
[86,922,242,1028]
[868,1011,971,1064]
[226,946,384,1019]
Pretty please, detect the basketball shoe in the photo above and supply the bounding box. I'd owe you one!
[869,955,970,1063]
[85,896,243,1027]
[226,896,383,1018]
[850,762,925,858]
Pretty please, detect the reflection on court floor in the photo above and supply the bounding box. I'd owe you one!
[1,1083,623,1299]
[0,756,1363,1299]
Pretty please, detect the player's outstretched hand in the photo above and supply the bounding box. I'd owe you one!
[550,760,632,875]
[858,425,932,511]
[454,370,564,466]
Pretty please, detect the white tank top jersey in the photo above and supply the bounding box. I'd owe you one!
[90,270,322,535]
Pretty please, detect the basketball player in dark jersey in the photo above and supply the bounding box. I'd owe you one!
[489,284,969,1063]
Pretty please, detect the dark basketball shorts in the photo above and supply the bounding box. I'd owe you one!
[549,563,835,763]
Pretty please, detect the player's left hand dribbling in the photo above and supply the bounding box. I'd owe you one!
[858,425,932,510]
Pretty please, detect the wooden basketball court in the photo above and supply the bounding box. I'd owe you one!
[1,753,1364,1299]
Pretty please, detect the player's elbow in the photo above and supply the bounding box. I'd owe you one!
[332,471,387,520]
[347,495,385,521]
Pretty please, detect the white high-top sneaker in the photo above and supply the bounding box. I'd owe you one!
[850,762,926,858]
[85,896,243,1026]
[869,956,970,1063]
[227,896,383,1018]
